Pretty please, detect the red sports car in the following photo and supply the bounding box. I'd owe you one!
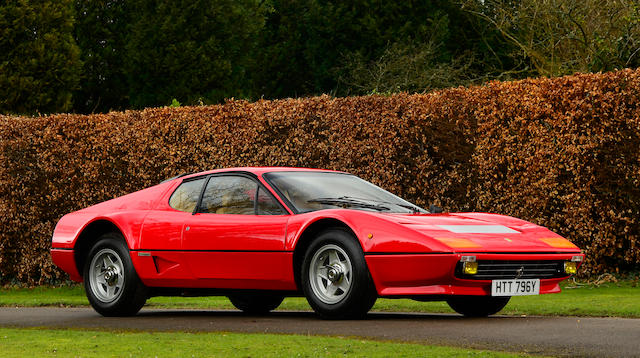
[51,167,584,318]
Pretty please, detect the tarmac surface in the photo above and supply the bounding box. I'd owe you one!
[1,307,639,357]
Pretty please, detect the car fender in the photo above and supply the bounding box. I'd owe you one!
[51,180,177,250]
[51,211,146,250]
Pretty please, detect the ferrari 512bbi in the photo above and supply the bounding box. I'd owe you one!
[51,167,584,318]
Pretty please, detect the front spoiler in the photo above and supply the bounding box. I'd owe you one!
[365,252,584,297]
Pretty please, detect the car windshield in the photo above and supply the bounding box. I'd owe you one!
[264,171,427,214]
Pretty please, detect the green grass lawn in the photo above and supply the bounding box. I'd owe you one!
[0,327,540,358]
[1,279,638,317]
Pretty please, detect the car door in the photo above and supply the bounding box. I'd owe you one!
[137,176,207,283]
[182,174,293,289]
[140,177,207,250]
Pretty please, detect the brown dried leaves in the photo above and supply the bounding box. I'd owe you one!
[1,69,640,283]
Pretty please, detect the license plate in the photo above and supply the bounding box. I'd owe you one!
[491,279,540,296]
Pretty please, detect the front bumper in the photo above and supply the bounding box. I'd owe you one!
[365,252,584,297]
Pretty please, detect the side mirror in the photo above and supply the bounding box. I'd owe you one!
[429,204,443,214]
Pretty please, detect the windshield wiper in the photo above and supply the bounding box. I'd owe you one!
[307,197,390,212]
[336,196,425,214]
[394,203,423,214]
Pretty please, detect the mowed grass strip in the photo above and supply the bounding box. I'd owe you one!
[1,280,638,317]
[0,327,538,358]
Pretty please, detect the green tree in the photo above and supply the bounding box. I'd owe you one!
[125,0,270,108]
[252,0,473,97]
[0,0,82,114]
[249,0,314,98]
[73,0,130,113]
[462,0,640,77]
[338,40,473,94]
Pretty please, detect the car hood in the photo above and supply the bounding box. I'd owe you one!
[380,212,579,252]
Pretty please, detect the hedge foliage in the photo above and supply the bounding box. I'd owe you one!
[1,69,639,284]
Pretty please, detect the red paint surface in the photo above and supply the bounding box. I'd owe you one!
[50,249,82,282]
[51,167,583,298]
[366,252,581,296]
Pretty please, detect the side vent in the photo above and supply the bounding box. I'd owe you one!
[152,256,180,274]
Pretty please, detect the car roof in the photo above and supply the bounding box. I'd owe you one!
[177,167,346,181]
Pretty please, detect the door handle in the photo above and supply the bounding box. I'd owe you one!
[185,226,190,231]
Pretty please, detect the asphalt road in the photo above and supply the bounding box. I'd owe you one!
[1,307,638,357]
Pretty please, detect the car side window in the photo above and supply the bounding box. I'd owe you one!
[257,186,286,215]
[169,178,206,213]
[198,175,287,215]
[200,176,257,215]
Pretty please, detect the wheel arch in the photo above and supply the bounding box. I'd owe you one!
[74,219,128,278]
[292,218,361,290]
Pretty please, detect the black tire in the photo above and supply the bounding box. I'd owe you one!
[301,229,377,319]
[446,296,511,317]
[228,293,285,314]
[83,233,148,316]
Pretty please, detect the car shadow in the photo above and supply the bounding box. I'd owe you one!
[134,309,522,321]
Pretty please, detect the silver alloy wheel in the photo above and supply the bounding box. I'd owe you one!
[309,244,353,304]
[88,248,125,303]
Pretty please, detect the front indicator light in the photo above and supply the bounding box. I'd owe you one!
[436,237,482,248]
[564,261,578,275]
[540,237,579,249]
[463,261,478,275]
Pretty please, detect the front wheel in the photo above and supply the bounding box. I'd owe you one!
[446,296,511,317]
[228,293,284,314]
[83,233,147,316]
[301,229,377,319]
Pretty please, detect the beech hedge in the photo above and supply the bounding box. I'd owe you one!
[1,69,639,284]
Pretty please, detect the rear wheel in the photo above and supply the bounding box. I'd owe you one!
[228,293,284,314]
[301,229,377,319]
[446,296,511,317]
[83,233,147,316]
